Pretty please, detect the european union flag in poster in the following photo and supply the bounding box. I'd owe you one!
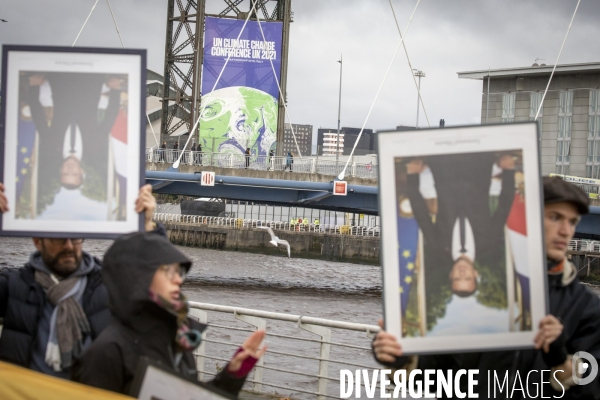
[16,118,36,201]
[398,213,419,317]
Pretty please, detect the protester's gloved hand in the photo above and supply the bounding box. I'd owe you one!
[534,315,568,368]
[372,319,408,369]
[135,184,157,232]
[228,329,267,378]
[0,183,8,213]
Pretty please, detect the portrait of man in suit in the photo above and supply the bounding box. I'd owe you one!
[406,151,516,295]
[16,71,126,220]
[395,149,523,337]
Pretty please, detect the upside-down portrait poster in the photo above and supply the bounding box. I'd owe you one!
[0,45,145,238]
[377,123,547,354]
[200,16,283,159]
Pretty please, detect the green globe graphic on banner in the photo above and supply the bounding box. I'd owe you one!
[199,86,278,157]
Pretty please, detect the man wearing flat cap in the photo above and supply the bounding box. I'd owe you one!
[509,176,600,397]
[372,176,600,399]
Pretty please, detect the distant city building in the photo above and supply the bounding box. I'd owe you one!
[283,123,312,156]
[317,127,374,156]
[458,62,600,178]
[321,131,344,156]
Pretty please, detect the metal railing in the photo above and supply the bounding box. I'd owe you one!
[146,148,378,180]
[568,239,600,253]
[153,213,381,237]
[188,302,381,400]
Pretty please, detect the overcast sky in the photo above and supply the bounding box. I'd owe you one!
[2,0,599,145]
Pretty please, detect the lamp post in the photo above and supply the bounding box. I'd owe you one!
[336,55,343,165]
[413,69,425,129]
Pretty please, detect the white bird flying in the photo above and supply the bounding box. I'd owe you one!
[258,226,290,258]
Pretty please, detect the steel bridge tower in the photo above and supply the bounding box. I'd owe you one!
[160,0,292,156]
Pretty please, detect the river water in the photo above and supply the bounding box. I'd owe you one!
[1,237,599,399]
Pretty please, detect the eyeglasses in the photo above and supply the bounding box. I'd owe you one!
[47,238,85,245]
[159,264,187,280]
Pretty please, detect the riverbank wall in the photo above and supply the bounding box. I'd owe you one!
[163,222,381,265]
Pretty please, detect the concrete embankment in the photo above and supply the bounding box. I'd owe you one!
[163,222,381,265]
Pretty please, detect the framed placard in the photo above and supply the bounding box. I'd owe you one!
[378,122,547,354]
[130,358,235,400]
[0,45,146,238]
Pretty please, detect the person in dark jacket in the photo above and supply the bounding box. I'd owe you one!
[372,177,600,399]
[245,147,251,169]
[172,142,180,163]
[0,184,157,379]
[284,152,293,172]
[190,142,197,165]
[268,149,274,171]
[72,231,266,396]
[160,141,167,162]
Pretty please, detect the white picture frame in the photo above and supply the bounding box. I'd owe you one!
[0,45,146,238]
[130,358,235,400]
[377,122,547,355]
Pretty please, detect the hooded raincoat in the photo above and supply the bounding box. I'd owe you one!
[72,231,246,396]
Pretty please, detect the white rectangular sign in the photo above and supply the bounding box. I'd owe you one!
[333,181,347,196]
[201,171,215,186]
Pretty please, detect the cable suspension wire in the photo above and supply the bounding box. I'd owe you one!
[535,0,581,121]
[173,1,258,168]
[72,0,100,47]
[389,0,429,127]
[254,10,302,158]
[147,114,160,149]
[106,0,125,48]
[337,0,422,181]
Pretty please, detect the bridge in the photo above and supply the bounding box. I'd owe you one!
[146,170,379,215]
[146,146,380,214]
[146,165,600,232]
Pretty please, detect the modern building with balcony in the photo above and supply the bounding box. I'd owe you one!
[317,127,373,156]
[458,62,600,177]
[321,131,344,156]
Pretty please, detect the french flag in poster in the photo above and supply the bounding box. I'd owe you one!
[110,109,127,211]
[506,193,530,314]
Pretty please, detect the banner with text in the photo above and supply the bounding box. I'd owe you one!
[200,16,283,158]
